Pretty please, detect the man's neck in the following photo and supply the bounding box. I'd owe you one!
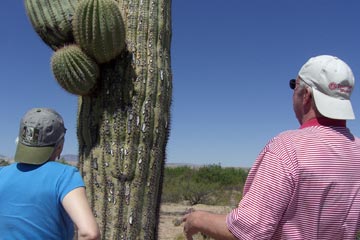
[300,117,346,129]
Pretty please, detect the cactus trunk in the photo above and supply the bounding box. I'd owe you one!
[77,0,172,239]
[25,0,172,237]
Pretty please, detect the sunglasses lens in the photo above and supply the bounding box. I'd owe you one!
[289,79,296,89]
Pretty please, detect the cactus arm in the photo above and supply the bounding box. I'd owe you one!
[73,0,126,63]
[51,45,99,95]
[24,0,78,50]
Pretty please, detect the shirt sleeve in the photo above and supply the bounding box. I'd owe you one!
[57,166,85,202]
[226,141,296,239]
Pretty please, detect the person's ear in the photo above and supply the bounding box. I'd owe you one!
[303,87,312,104]
[55,139,64,160]
[59,143,64,157]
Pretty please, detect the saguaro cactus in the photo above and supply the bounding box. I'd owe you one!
[51,44,99,95]
[25,0,172,238]
[25,0,79,50]
[73,0,126,63]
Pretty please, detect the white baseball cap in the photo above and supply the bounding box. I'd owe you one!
[299,55,355,120]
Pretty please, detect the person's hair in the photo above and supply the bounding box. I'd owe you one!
[49,137,65,161]
[55,137,65,149]
[298,78,311,91]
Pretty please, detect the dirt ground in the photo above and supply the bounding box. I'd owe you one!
[158,203,233,240]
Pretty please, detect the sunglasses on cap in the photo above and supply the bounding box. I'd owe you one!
[289,78,311,90]
[289,79,296,90]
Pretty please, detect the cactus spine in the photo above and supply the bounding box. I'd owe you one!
[26,0,172,238]
[73,0,126,63]
[51,45,99,95]
[24,0,79,50]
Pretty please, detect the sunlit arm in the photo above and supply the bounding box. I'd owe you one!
[182,210,237,240]
[62,187,101,240]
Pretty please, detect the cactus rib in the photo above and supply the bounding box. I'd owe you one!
[51,45,99,95]
[73,0,126,63]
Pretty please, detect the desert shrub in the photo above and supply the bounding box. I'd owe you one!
[57,157,72,166]
[191,165,246,205]
[162,165,248,206]
[162,166,193,203]
[0,159,9,166]
[196,165,248,187]
[181,179,220,205]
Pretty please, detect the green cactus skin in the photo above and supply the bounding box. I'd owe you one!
[51,45,99,95]
[24,0,79,50]
[73,0,126,64]
[76,0,172,238]
[26,0,172,238]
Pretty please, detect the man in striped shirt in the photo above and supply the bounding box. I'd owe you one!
[182,55,360,239]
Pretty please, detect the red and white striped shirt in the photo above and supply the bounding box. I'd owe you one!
[227,118,360,239]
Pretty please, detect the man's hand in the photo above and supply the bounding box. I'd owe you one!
[182,210,199,240]
[182,209,237,240]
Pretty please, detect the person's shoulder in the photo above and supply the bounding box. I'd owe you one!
[0,162,17,170]
[271,129,302,141]
[0,163,21,176]
[43,161,79,173]
[263,129,307,152]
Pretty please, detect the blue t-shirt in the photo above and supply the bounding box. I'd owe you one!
[0,161,85,240]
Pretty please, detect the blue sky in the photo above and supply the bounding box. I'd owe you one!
[1,1,360,167]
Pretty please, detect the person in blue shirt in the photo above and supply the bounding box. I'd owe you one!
[0,108,100,240]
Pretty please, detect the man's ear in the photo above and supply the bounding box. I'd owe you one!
[303,87,312,104]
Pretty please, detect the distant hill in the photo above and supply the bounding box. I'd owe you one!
[59,156,200,168]
[60,154,78,166]
[0,153,79,165]
[166,162,202,168]
[0,154,13,162]
[61,154,78,163]
[0,154,246,169]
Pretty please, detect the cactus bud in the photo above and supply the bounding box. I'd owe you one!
[24,0,79,50]
[73,0,126,63]
[51,45,99,95]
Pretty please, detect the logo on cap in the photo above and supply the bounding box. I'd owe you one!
[21,126,40,145]
[328,82,352,93]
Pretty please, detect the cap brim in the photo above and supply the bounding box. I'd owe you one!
[313,88,355,120]
[14,143,55,165]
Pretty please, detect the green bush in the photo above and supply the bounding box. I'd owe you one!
[0,159,9,166]
[181,179,220,205]
[162,165,248,206]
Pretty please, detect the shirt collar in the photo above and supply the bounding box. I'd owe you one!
[300,118,346,129]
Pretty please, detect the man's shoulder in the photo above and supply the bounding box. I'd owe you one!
[275,127,320,140]
[264,129,311,153]
[271,129,302,142]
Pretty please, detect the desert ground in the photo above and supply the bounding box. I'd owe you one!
[158,203,233,240]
